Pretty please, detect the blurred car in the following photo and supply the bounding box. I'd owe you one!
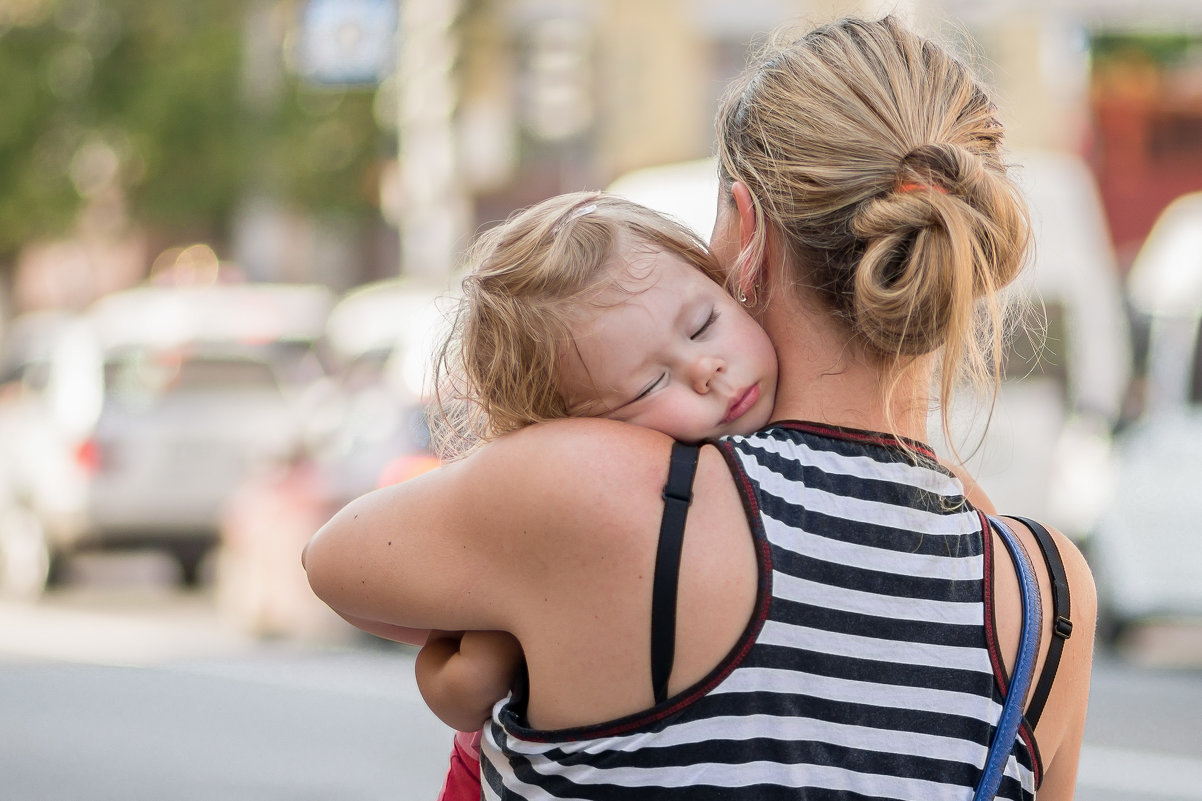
[214,277,451,636]
[0,311,101,597]
[0,282,334,593]
[1090,191,1202,638]
[607,151,1133,543]
[79,282,334,586]
[311,277,453,505]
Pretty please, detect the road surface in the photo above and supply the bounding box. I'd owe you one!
[2,555,1201,800]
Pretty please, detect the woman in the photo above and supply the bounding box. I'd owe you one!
[304,16,1095,800]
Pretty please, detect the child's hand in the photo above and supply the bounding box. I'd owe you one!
[416,629,524,732]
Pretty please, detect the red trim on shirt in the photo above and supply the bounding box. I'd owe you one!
[773,420,938,460]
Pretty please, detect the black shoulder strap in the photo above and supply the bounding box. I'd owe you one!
[651,442,701,705]
[1009,515,1073,729]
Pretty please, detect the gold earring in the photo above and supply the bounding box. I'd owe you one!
[738,282,759,306]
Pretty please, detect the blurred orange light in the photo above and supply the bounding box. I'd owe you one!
[74,438,101,473]
[376,454,441,487]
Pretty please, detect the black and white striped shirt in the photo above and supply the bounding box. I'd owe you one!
[480,422,1039,800]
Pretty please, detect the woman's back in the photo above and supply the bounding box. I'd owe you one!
[481,422,1038,800]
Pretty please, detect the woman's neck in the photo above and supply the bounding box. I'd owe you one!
[762,291,933,442]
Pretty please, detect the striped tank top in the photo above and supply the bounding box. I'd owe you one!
[480,422,1040,800]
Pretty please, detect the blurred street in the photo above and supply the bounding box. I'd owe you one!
[2,553,1201,801]
[0,555,454,801]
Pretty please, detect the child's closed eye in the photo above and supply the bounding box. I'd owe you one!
[632,374,667,402]
[691,309,719,340]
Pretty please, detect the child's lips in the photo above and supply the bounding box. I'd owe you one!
[722,384,760,424]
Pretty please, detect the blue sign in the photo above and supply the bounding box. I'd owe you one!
[298,0,398,87]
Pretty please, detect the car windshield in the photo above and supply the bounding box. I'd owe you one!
[104,351,282,405]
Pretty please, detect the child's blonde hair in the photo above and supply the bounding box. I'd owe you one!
[715,16,1031,445]
[432,191,725,459]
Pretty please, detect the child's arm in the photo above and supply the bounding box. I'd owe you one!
[416,629,524,732]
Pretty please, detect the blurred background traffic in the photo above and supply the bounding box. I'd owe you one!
[1,0,1201,797]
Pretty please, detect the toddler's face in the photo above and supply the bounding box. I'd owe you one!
[560,249,777,442]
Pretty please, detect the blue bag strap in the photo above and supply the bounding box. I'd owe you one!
[974,516,1043,801]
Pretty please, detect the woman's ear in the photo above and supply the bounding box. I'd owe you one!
[731,181,757,251]
[729,181,764,301]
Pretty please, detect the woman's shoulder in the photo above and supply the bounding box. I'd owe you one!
[490,416,674,459]
[461,420,736,555]
[471,418,676,494]
[456,420,680,531]
[1027,520,1096,795]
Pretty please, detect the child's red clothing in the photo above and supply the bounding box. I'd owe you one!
[437,730,482,801]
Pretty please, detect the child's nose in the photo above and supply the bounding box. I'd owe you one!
[690,356,724,393]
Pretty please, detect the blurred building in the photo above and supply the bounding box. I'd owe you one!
[4,0,1201,302]
[391,0,1202,281]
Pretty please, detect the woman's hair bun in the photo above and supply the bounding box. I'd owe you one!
[851,183,957,355]
[849,140,1026,357]
[896,143,973,195]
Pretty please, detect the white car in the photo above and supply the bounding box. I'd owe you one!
[0,311,97,598]
[0,282,333,591]
[313,276,455,504]
[214,277,451,636]
[1090,191,1202,636]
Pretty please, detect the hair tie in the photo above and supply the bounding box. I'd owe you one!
[551,202,598,235]
[897,182,948,195]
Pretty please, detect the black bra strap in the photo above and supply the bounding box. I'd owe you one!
[651,442,701,705]
[1009,516,1073,729]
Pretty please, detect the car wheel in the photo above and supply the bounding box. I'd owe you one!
[0,505,52,601]
[45,549,69,588]
[172,542,212,588]
[1095,600,1135,650]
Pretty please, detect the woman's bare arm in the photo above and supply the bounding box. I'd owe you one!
[302,417,673,636]
[303,446,530,633]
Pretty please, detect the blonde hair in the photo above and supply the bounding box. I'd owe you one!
[715,16,1030,442]
[432,191,724,459]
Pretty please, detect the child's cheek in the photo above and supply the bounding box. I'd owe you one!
[636,402,681,439]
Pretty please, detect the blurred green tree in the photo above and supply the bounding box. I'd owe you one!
[1091,32,1196,69]
[0,0,388,262]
